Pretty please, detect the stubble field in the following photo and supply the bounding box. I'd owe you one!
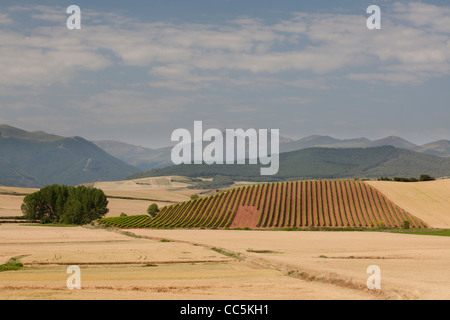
[0,178,449,300]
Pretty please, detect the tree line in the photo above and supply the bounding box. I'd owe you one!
[378,174,436,182]
[21,185,109,225]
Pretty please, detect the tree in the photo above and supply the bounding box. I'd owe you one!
[21,185,109,225]
[147,203,159,217]
[419,174,435,181]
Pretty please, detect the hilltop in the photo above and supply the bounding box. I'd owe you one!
[0,125,139,187]
[98,179,428,229]
[95,135,450,171]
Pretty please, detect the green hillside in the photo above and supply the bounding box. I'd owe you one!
[0,125,139,187]
[127,146,450,181]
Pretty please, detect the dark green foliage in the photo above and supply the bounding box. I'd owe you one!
[419,174,435,181]
[378,174,436,182]
[0,257,24,272]
[21,185,108,225]
[147,203,159,217]
[394,177,418,182]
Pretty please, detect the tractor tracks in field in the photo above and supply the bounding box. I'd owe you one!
[107,227,417,300]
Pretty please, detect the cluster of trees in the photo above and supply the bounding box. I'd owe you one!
[21,185,109,225]
[378,175,436,182]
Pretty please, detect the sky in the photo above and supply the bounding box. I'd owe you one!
[0,0,449,148]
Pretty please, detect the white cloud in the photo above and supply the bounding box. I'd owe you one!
[393,2,450,33]
[0,2,449,89]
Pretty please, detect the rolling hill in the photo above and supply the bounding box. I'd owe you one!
[127,146,450,181]
[98,180,428,229]
[0,125,139,187]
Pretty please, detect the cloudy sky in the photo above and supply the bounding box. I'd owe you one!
[0,0,449,148]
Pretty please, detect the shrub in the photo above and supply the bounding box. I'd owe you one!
[190,194,199,200]
[147,203,159,217]
[402,220,411,229]
[419,174,435,182]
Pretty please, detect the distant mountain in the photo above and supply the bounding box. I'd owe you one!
[280,135,371,153]
[127,146,450,181]
[0,125,139,188]
[92,140,172,171]
[414,140,450,157]
[94,132,293,171]
[368,136,419,150]
[95,134,450,171]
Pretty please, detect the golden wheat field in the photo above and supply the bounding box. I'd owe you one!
[0,178,449,300]
[367,179,450,228]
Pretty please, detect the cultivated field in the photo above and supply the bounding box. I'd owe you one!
[0,224,373,300]
[0,187,37,217]
[1,224,449,299]
[99,180,428,229]
[0,195,25,217]
[367,179,450,228]
[1,178,449,300]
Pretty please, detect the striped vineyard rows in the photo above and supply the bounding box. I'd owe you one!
[97,180,428,229]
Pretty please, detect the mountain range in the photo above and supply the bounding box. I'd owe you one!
[94,134,450,170]
[0,125,139,188]
[128,146,450,182]
[1,124,450,188]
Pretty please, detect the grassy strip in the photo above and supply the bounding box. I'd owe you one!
[391,229,450,237]
[210,247,240,259]
[0,256,27,272]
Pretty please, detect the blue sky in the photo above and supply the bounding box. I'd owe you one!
[0,1,449,148]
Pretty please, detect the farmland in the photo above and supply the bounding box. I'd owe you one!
[1,224,450,300]
[1,179,450,300]
[98,180,428,229]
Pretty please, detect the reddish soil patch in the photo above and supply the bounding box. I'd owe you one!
[230,205,261,228]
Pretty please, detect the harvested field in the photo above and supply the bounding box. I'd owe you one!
[130,228,450,300]
[1,224,449,299]
[367,179,450,228]
[0,224,377,300]
[0,194,24,217]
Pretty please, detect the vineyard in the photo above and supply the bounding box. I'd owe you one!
[97,180,428,229]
